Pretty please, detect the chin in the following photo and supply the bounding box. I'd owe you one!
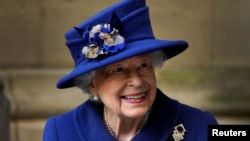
[123,106,150,118]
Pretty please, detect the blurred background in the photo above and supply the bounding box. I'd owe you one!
[0,0,250,140]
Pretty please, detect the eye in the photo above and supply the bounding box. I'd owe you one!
[108,67,125,74]
[140,62,148,68]
[138,61,151,69]
[114,67,124,73]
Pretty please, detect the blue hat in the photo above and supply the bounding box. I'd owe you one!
[57,0,188,89]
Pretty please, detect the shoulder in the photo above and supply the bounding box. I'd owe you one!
[42,101,91,141]
[179,103,217,123]
[43,116,59,141]
[42,100,104,141]
[42,109,79,141]
[156,88,217,124]
[177,103,218,141]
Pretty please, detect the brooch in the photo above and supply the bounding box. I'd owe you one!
[172,124,186,141]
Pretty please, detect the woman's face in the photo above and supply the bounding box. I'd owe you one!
[90,54,157,118]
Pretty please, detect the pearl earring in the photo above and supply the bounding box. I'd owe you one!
[93,96,99,101]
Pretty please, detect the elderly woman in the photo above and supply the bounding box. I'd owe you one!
[43,0,218,141]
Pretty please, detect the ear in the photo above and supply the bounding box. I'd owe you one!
[88,81,97,96]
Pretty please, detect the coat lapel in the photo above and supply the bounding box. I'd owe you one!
[132,89,181,141]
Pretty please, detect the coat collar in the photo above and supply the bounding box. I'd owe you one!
[73,89,181,141]
[133,89,181,141]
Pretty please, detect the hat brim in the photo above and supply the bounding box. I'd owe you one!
[56,39,188,88]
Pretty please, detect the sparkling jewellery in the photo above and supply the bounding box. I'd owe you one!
[103,107,150,138]
[172,123,186,141]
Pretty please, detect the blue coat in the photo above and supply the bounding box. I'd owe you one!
[43,89,218,141]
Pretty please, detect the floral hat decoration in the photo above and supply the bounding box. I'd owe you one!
[57,0,188,89]
[78,13,125,59]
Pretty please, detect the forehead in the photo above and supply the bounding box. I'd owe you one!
[95,54,151,72]
[108,53,151,66]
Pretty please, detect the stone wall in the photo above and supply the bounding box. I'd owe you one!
[1,0,250,141]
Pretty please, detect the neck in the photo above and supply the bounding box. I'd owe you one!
[103,107,149,141]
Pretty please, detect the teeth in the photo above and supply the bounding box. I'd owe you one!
[124,93,145,100]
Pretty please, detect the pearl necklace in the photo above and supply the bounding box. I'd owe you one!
[103,107,150,138]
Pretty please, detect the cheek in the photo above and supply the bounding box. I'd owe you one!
[144,73,157,87]
[95,79,124,103]
[96,79,122,94]
[145,74,157,100]
[96,82,124,113]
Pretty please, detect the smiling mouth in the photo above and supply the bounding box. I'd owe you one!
[121,93,146,103]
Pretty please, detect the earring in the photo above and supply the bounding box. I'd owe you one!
[92,96,99,101]
[90,95,101,103]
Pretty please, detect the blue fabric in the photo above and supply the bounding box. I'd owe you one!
[56,0,188,89]
[43,89,218,141]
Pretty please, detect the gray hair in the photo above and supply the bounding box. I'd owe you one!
[73,50,166,100]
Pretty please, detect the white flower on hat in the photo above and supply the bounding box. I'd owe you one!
[89,24,102,40]
[82,44,100,59]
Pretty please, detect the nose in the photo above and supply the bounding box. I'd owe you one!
[127,70,143,87]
